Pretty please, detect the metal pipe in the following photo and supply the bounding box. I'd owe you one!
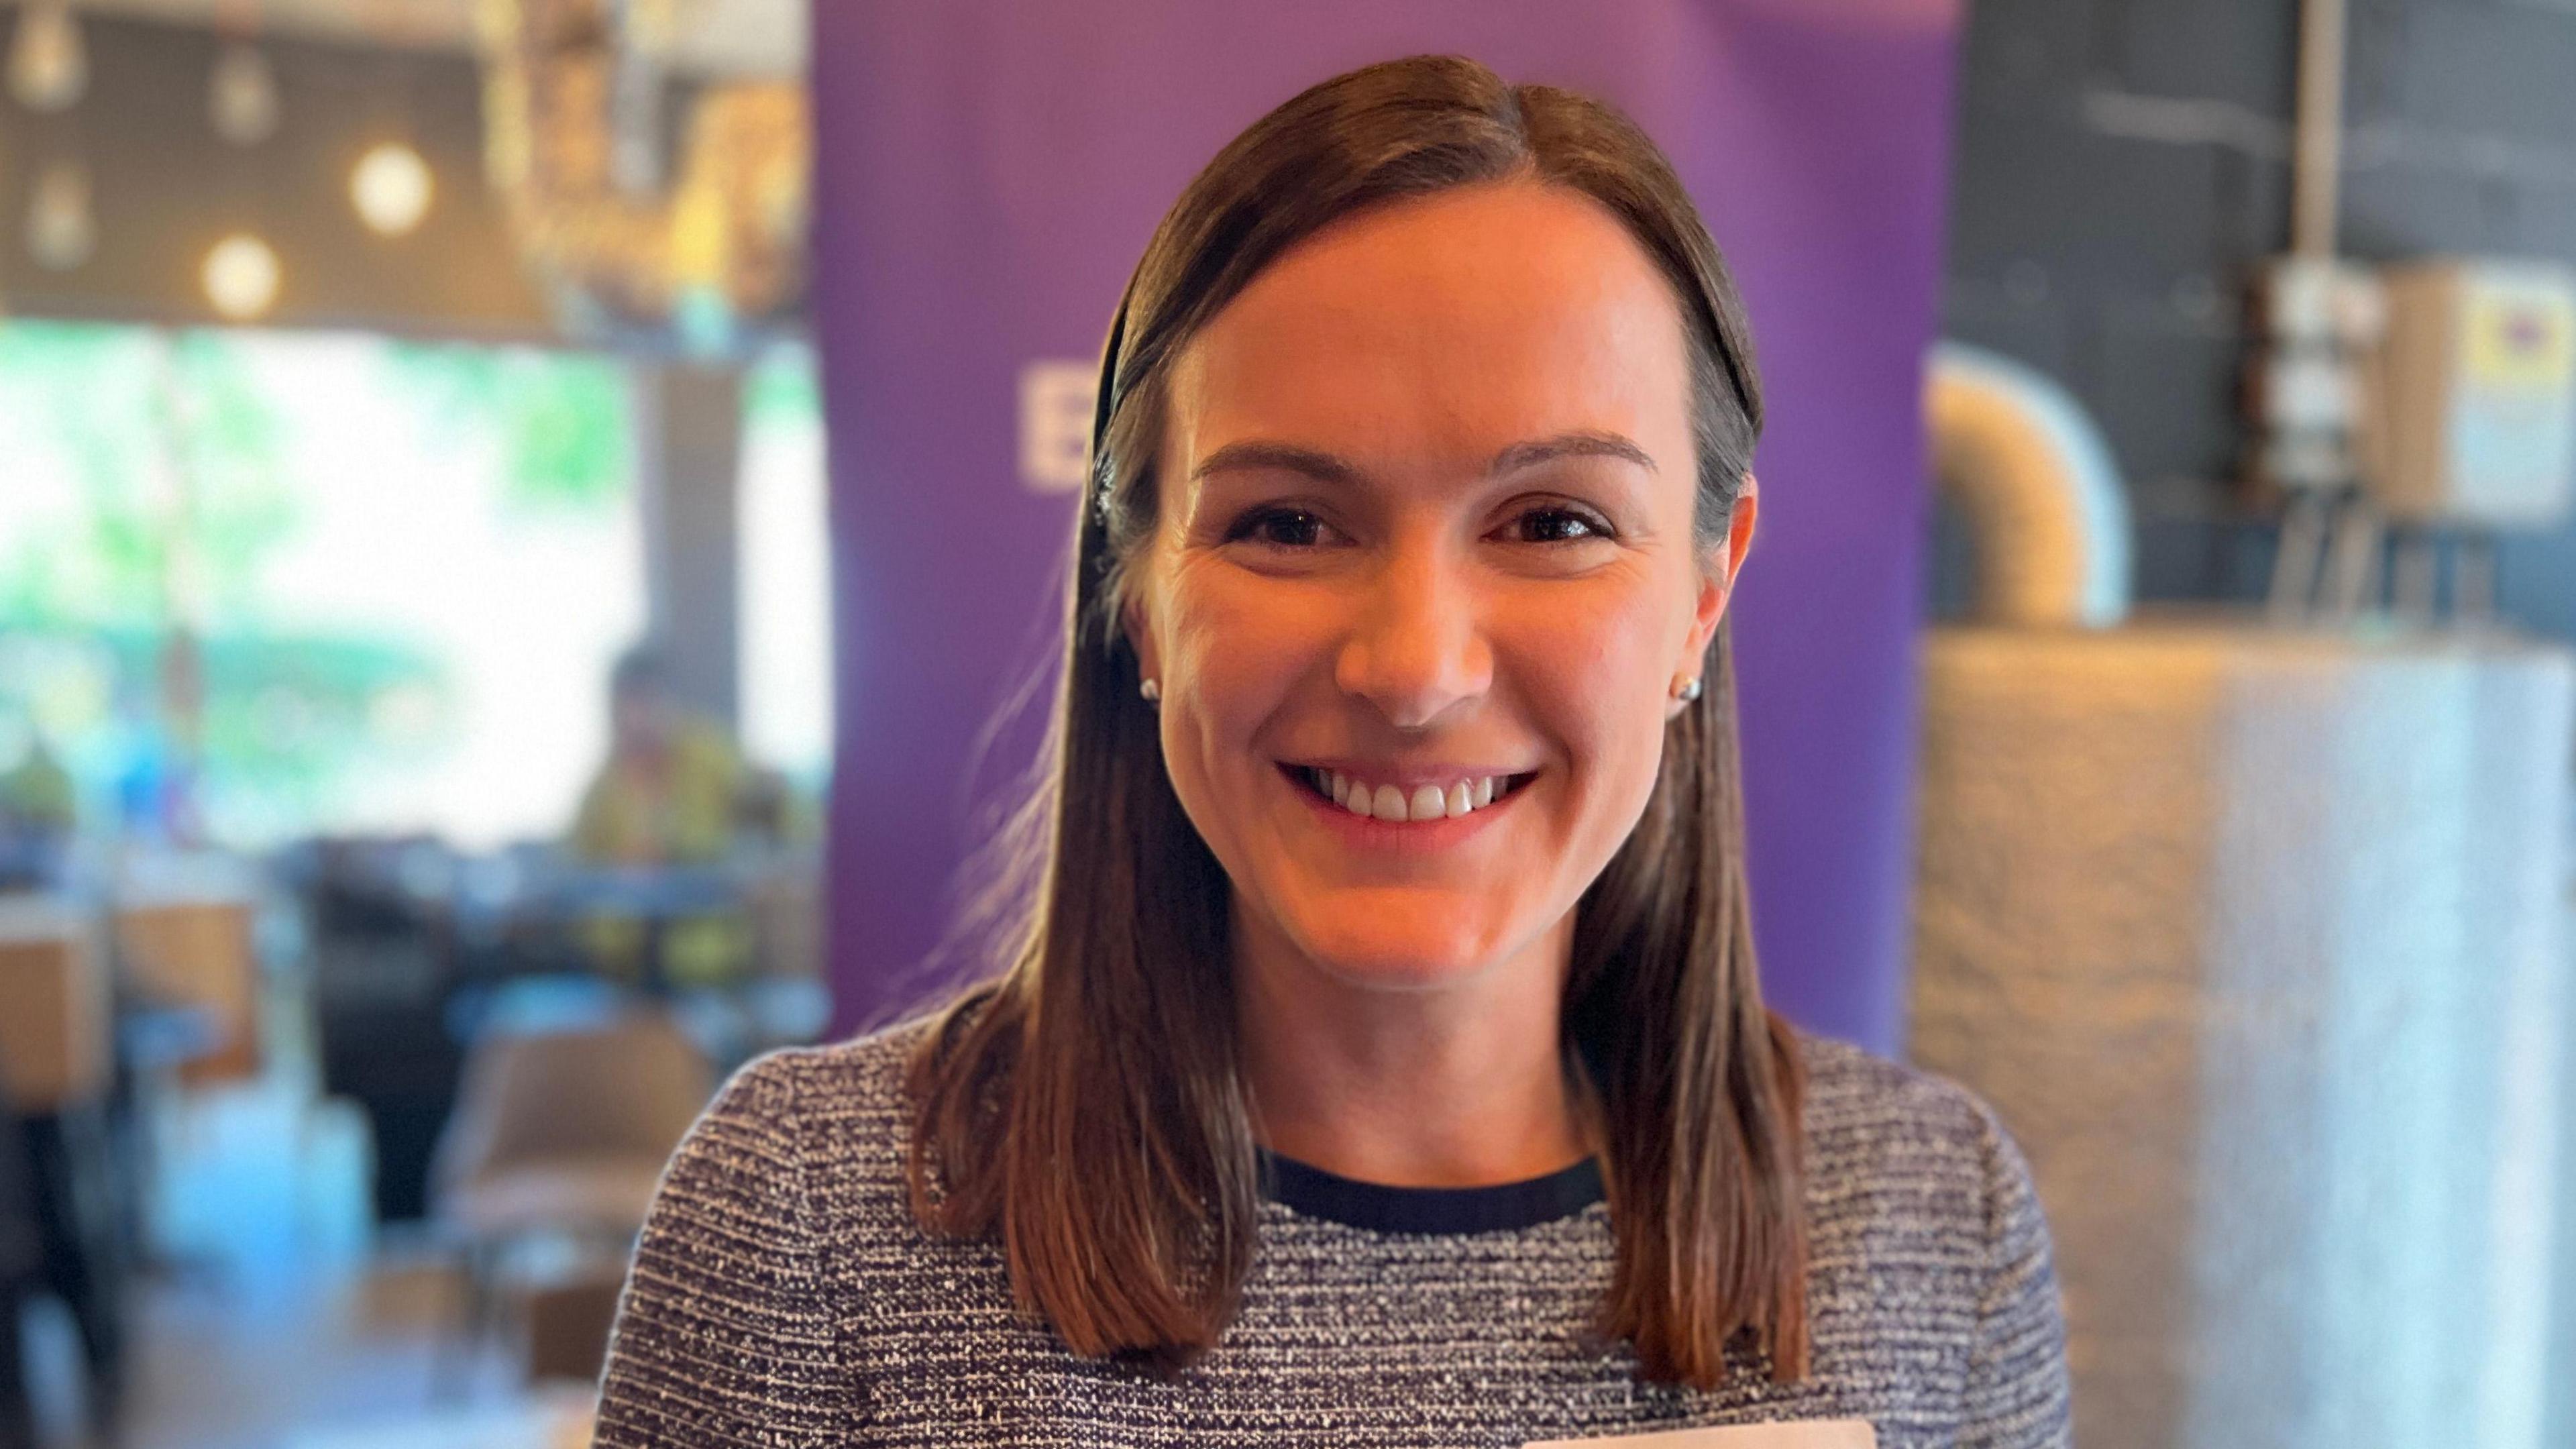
[2292,0,2349,256]
[1925,344,2134,629]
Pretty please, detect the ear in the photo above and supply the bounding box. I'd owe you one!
[1722,472,1760,590]
[1674,474,1758,696]
[1118,580,1162,688]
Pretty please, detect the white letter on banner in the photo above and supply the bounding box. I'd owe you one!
[1019,360,1096,494]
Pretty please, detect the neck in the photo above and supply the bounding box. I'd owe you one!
[1231,898,1589,1189]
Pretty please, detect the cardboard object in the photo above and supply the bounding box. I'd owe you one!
[0,899,111,1111]
[115,896,261,1085]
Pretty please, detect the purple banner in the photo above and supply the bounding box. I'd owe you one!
[812,0,1962,1052]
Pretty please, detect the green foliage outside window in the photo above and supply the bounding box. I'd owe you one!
[380,341,635,512]
[0,319,638,845]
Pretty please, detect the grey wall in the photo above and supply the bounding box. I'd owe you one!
[1942,0,2576,637]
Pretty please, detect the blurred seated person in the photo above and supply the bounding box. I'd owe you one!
[566,647,754,988]
[0,732,76,891]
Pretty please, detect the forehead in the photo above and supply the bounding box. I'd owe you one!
[1165,181,1695,478]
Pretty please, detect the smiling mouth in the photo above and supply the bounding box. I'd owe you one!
[1282,765,1536,822]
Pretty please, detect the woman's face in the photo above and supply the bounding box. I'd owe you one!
[1126,180,1755,991]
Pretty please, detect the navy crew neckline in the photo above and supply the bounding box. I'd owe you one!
[1258,1150,1605,1234]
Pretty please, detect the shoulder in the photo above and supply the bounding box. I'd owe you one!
[1791,1029,2051,1272]
[704,1012,935,1161]
[599,1018,936,1440]
[1790,1035,2073,1437]
[645,1014,943,1274]
[1792,1026,2009,1150]
[631,1016,930,1233]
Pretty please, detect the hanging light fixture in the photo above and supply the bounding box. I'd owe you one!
[209,43,280,146]
[8,0,88,113]
[478,0,809,335]
[351,142,433,236]
[202,234,281,320]
[27,160,94,270]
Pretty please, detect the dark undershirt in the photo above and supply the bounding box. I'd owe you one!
[1258,1150,1605,1234]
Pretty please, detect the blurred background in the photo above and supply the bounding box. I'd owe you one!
[0,1,824,1445]
[0,1,2566,1447]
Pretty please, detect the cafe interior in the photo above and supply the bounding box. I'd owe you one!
[0,0,821,1444]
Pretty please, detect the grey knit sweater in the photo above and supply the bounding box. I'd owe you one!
[593,1018,2071,1448]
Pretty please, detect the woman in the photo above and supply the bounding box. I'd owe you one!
[595,55,2070,1448]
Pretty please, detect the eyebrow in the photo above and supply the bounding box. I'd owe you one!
[1188,430,1657,486]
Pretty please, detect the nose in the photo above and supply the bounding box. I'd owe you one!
[1332,535,1493,730]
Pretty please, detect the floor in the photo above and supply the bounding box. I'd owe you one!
[23,1030,597,1449]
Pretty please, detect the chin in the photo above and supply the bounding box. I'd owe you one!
[1278,906,1515,992]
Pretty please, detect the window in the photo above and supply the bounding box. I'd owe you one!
[0,321,645,849]
[736,344,833,790]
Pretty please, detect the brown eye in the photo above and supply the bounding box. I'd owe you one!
[1230,507,1328,548]
[1508,506,1612,544]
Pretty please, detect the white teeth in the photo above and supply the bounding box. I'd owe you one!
[1311,769,1521,821]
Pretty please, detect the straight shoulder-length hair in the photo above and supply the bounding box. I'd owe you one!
[905,53,1809,1391]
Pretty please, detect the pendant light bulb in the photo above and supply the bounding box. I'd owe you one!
[9,0,88,113]
[351,142,434,237]
[203,234,281,321]
[27,160,94,271]
[209,44,280,146]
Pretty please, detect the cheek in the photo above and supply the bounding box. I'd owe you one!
[1153,565,1327,800]
[1501,576,1682,815]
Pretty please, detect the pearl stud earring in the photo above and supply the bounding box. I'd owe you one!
[1139,678,1161,703]
[1671,675,1703,703]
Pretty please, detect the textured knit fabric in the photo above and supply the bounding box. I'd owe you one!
[592,1018,2072,1448]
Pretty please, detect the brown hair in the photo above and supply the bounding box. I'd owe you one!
[906,53,1808,1390]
